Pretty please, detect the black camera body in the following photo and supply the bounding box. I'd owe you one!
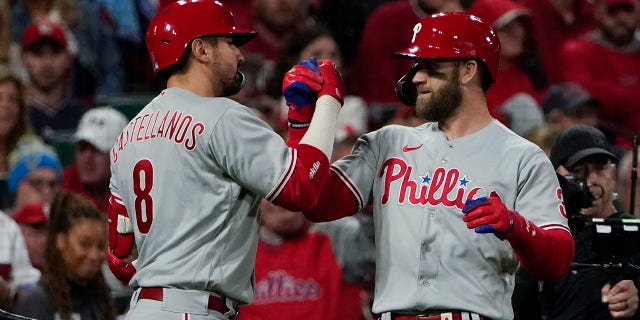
[557,173,593,227]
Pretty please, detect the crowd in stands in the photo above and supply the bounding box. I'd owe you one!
[0,0,639,319]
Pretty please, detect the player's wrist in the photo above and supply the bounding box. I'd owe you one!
[496,210,517,240]
[299,96,340,158]
[315,95,341,113]
[503,210,528,241]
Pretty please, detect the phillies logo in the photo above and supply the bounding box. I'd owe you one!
[412,23,422,43]
[380,158,481,208]
[253,270,321,304]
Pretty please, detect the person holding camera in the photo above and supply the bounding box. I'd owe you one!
[514,124,639,319]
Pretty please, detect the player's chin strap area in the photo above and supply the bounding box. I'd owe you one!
[396,63,419,107]
[239,71,247,89]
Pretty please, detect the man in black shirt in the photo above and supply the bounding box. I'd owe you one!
[513,125,639,319]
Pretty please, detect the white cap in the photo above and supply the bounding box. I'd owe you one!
[74,107,129,153]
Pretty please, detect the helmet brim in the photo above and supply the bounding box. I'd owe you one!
[230,31,258,47]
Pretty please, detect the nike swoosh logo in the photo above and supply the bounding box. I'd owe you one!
[402,144,423,152]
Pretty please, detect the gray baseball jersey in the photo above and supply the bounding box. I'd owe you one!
[109,87,297,304]
[331,120,569,320]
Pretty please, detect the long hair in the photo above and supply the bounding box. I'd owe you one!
[0,67,32,153]
[41,191,115,320]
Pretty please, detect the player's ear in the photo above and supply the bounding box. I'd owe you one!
[459,60,478,85]
[191,38,209,60]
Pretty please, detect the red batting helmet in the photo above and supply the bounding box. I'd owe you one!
[393,12,501,82]
[145,0,257,73]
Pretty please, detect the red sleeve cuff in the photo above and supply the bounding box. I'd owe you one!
[507,213,574,280]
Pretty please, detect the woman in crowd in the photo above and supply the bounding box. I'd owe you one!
[13,191,115,320]
[0,66,33,209]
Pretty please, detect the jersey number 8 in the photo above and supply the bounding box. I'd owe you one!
[133,159,154,234]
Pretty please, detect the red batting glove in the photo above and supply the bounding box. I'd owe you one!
[107,252,136,285]
[462,191,516,240]
[282,58,323,146]
[317,59,345,106]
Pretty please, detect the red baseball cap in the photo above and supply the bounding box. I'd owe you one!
[21,20,67,50]
[13,202,49,225]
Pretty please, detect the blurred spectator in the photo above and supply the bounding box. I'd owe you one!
[62,107,128,213]
[468,0,546,136]
[237,0,316,63]
[520,0,596,83]
[557,0,640,147]
[311,215,376,320]
[20,19,88,139]
[0,0,9,65]
[0,66,34,210]
[95,0,141,45]
[541,82,601,130]
[7,137,62,214]
[96,0,153,92]
[311,213,376,320]
[0,210,40,311]
[616,147,640,216]
[308,135,377,320]
[10,0,124,98]
[13,191,115,320]
[331,134,359,162]
[349,0,467,129]
[1,0,26,82]
[0,67,30,173]
[229,0,317,109]
[265,25,368,143]
[238,200,343,320]
[524,122,562,157]
[13,202,49,271]
[317,0,390,67]
[384,106,427,128]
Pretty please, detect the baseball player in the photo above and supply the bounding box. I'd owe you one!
[293,12,575,320]
[106,1,344,320]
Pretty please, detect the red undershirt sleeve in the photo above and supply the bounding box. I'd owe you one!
[506,213,575,280]
[272,144,330,212]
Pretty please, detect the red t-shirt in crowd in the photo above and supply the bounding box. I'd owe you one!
[520,0,595,83]
[558,32,640,145]
[238,232,342,320]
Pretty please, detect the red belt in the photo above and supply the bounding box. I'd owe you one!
[138,287,229,314]
[393,312,489,320]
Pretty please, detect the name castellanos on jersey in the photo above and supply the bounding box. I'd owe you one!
[111,109,205,163]
[380,158,482,209]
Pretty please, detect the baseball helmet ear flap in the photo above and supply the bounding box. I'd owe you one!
[396,64,419,107]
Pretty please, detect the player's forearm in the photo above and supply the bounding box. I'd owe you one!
[277,96,341,212]
[299,95,341,159]
[507,214,574,280]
